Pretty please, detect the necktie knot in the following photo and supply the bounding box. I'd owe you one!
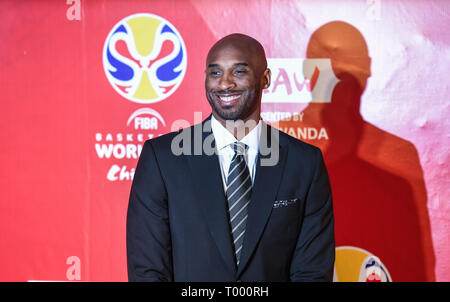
[232,141,247,156]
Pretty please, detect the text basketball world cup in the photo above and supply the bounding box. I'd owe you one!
[103,13,187,104]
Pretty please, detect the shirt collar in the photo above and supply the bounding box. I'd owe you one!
[211,115,261,153]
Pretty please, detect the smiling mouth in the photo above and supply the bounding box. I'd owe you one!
[216,94,241,105]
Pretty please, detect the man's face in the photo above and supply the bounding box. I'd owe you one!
[205,45,268,123]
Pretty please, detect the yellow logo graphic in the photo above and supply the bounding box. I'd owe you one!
[334,246,392,282]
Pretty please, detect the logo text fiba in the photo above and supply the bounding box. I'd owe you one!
[103,13,187,103]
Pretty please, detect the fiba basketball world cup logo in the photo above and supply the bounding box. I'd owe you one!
[103,13,187,103]
[334,246,392,282]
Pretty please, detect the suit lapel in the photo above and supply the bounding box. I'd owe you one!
[237,123,288,277]
[186,118,237,275]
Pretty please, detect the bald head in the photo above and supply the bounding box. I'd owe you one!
[206,33,268,74]
[204,33,271,127]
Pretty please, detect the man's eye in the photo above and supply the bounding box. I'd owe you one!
[209,70,221,76]
[234,69,248,75]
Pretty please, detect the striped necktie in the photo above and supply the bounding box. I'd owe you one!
[226,141,252,266]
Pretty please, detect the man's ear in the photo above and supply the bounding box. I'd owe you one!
[262,68,271,89]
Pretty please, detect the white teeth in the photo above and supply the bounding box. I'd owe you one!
[219,95,240,102]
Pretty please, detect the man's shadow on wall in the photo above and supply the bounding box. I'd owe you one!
[275,21,435,281]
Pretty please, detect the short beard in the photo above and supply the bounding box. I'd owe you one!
[207,85,262,122]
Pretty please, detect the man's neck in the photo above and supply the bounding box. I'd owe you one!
[223,119,259,141]
[212,112,261,141]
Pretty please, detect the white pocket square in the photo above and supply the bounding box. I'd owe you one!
[273,198,299,208]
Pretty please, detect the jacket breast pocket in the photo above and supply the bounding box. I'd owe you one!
[271,198,303,224]
[263,197,304,246]
[273,198,300,209]
[270,197,304,228]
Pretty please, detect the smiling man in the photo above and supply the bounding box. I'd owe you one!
[205,34,270,133]
[126,33,335,282]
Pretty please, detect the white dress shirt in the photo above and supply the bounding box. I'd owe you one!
[211,115,262,193]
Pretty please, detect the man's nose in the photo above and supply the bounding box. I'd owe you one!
[218,74,236,91]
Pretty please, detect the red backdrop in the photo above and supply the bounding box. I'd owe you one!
[1,0,448,282]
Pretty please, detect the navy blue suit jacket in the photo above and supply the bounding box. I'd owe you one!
[126,117,335,281]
